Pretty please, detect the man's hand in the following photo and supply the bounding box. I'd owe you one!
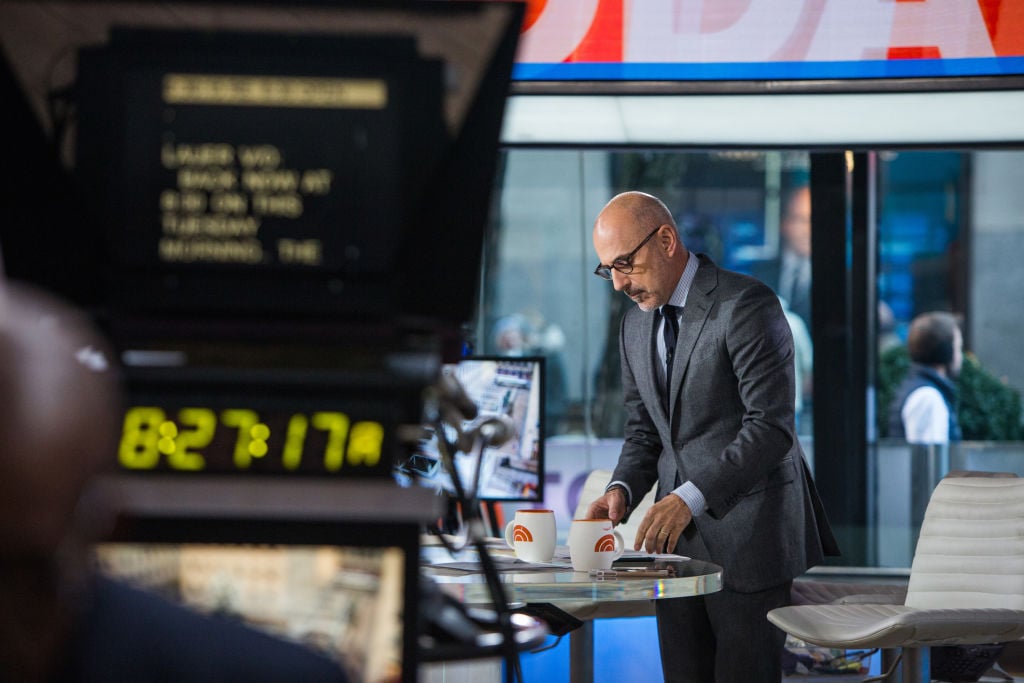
[635,495,692,553]
[585,487,628,525]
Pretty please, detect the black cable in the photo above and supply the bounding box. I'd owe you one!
[525,633,563,655]
[431,419,522,683]
[472,535,521,683]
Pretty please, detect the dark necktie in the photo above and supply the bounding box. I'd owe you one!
[662,304,679,382]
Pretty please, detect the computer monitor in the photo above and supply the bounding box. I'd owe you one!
[94,517,420,683]
[0,0,524,331]
[395,356,545,503]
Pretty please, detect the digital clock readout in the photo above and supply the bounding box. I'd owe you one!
[118,406,386,474]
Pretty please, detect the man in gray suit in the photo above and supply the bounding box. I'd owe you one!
[586,191,839,681]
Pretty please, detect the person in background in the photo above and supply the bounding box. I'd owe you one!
[753,184,812,329]
[783,303,813,435]
[492,311,569,434]
[492,313,536,356]
[877,300,903,355]
[584,191,839,682]
[0,279,349,682]
[888,311,964,444]
[752,185,813,430]
[776,184,812,328]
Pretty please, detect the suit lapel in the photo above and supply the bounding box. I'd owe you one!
[645,307,669,424]
[668,257,717,418]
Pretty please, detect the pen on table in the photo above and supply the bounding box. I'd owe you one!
[588,568,670,578]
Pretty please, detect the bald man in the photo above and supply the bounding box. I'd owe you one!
[585,192,838,682]
[0,280,348,682]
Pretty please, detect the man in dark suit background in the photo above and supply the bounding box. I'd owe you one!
[585,191,838,681]
[752,184,812,328]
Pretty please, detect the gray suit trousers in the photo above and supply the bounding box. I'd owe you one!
[655,580,792,682]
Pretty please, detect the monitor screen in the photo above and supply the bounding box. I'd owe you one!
[510,3,1024,82]
[95,535,411,683]
[395,356,545,502]
[73,26,445,322]
[91,514,423,683]
[0,1,524,328]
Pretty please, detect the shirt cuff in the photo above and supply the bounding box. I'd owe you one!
[671,481,706,517]
[606,480,633,507]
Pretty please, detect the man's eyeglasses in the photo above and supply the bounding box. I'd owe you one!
[593,226,661,280]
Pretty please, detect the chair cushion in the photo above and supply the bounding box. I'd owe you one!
[767,603,1024,649]
[908,476,1024,609]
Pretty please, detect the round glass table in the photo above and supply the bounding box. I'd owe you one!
[421,542,723,683]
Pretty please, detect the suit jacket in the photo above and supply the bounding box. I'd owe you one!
[611,254,839,592]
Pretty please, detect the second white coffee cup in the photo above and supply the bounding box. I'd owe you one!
[504,509,556,563]
[568,518,625,571]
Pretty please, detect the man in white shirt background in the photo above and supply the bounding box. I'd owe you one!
[887,311,964,444]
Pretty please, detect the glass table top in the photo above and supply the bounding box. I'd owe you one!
[421,541,723,605]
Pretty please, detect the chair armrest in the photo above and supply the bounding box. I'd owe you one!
[832,591,907,605]
[791,580,908,606]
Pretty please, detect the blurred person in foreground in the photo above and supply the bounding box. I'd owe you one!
[0,279,348,682]
[887,311,964,445]
[584,191,839,682]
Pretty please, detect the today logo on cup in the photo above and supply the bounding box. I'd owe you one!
[568,518,624,572]
[503,509,556,563]
[592,533,619,553]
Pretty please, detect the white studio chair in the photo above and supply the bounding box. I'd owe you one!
[768,471,1024,682]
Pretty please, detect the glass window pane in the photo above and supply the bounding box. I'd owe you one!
[485,145,1024,575]
[873,149,1024,569]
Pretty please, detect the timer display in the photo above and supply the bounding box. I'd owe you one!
[118,405,389,476]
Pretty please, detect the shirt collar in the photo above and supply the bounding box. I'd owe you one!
[667,252,699,309]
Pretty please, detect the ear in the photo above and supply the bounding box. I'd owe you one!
[658,225,678,256]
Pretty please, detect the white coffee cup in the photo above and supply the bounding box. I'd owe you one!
[568,518,625,572]
[504,509,556,563]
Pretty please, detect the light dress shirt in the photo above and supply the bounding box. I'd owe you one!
[902,386,950,444]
